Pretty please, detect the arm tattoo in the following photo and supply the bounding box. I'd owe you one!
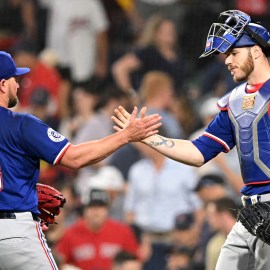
[148,135,175,148]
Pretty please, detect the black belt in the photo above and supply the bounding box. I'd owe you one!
[0,212,39,221]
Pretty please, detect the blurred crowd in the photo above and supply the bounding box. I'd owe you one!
[1,0,270,269]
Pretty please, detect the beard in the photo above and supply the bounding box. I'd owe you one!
[233,50,254,82]
[8,93,18,108]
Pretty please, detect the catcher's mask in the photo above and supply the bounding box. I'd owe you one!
[200,10,270,58]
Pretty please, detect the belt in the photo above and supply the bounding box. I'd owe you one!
[241,193,270,206]
[0,212,39,221]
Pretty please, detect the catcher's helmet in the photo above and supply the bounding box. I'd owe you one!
[200,10,270,58]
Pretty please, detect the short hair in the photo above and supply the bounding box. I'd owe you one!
[208,197,240,219]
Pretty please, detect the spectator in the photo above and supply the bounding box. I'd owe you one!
[72,87,132,198]
[138,71,183,138]
[29,86,59,130]
[100,0,140,63]
[45,0,109,84]
[59,84,99,141]
[165,245,193,270]
[124,141,201,233]
[45,182,81,247]
[133,0,184,37]
[85,165,126,221]
[55,189,139,270]
[205,197,239,270]
[0,0,37,51]
[113,250,142,270]
[194,174,228,204]
[112,14,185,95]
[169,212,201,269]
[192,174,239,269]
[124,136,201,270]
[12,43,63,117]
[109,143,143,181]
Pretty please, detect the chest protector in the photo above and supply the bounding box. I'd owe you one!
[228,79,270,185]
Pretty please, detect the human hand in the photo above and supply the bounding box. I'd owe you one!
[111,106,162,142]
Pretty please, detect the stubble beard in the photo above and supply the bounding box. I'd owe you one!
[233,50,254,82]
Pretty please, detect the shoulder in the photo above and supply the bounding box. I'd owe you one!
[217,83,246,111]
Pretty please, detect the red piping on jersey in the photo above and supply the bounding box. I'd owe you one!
[203,132,230,152]
[244,179,270,186]
[54,143,71,165]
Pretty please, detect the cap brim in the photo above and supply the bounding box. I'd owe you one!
[14,67,30,76]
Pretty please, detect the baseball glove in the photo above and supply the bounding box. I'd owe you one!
[36,183,66,226]
[238,201,270,245]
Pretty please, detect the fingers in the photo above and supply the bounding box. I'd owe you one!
[118,106,131,118]
[130,106,138,121]
[145,122,162,134]
[111,116,125,128]
[143,114,162,125]
[140,107,147,119]
[113,125,122,132]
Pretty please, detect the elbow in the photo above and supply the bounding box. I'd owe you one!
[60,158,82,170]
[194,160,205,168]
[111,61,122,78]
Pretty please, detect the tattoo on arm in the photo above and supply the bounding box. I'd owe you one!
[148,135,175,148]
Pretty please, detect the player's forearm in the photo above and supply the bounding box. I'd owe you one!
[142,135,205,167]
[60,130,130,169]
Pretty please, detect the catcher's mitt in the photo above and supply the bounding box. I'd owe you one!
[238,201,270,245]
[36,183,66,226]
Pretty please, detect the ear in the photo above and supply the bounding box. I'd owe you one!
[0,79,6,93]
[252,45,263,59]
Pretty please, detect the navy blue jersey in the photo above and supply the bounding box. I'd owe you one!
[0,107,70,214]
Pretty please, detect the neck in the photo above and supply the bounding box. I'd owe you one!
[247,60,270,84]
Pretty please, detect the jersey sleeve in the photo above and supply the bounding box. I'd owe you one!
[192,111,236,163]
[19,114,70,165]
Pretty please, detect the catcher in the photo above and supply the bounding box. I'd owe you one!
[36,183,66,231]
[112,9,270,270]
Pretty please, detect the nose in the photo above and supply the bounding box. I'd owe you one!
[224,54,231,66]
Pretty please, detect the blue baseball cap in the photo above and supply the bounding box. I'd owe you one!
[0,51,30,80]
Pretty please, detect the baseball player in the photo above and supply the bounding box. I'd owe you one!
[113,10,270,270]
[0,51,161,270]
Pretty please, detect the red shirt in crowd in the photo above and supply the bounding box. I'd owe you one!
[55,218,139,270]
[19,61,60,112]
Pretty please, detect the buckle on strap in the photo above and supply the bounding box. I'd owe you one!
[241,195,261,206]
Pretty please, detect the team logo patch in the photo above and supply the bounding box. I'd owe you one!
[47,128,65,142]
[242,94,256,110]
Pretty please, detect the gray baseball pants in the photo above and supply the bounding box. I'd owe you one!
[0,212,58,270]
[216,221,270,270]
